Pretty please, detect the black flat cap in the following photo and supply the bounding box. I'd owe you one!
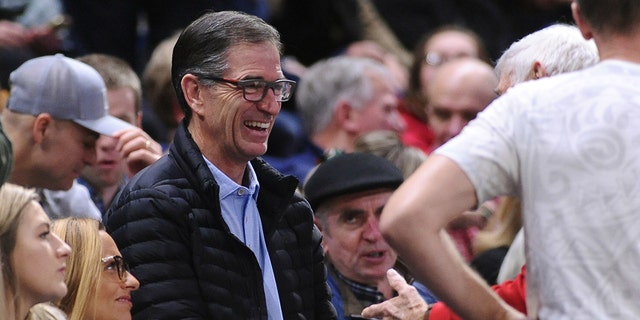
[303,152,404,211]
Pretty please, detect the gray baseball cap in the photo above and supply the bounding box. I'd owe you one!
[6,54,134,136]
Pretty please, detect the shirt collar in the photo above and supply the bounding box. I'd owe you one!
[202,156,260,200]
[333,266,384,307]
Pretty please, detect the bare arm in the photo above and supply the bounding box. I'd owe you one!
[379,155,525,320]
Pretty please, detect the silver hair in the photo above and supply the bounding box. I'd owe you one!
[296,56,393,136]
[495,24,599,86]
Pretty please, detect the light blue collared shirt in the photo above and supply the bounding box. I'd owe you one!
[203,156,283,320]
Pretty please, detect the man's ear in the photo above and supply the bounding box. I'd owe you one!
[530,61,548,80]
[32,113,53,144]
[314,216,329,253]
[572,1,594,40]
[181,74,206,117]
[314,216,324,232]
[335,101,359,133]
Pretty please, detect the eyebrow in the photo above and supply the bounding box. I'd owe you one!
[36,221,51,232]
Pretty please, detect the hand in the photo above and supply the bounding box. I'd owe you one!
[0,20,29,47]
[447,210,488,230]
[361,269,429,320]
[27,26,61,54]
[113,128,162,178]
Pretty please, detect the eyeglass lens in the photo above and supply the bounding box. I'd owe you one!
[240,79,295,102]
[102,255,129,281]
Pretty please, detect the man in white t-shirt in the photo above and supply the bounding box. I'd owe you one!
[377,0,640,319]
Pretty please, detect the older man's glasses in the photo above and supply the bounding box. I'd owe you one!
[200,76,296,102]
[101,255,130,282]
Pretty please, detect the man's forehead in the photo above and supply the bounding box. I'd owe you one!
[324,189,395,210]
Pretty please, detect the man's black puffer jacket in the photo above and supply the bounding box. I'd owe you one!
[105,123,336,319]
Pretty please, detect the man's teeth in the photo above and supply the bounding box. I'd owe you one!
[245,121,269,129]
[367,252,383,258]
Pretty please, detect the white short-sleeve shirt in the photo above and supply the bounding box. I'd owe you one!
[437,60,640,319]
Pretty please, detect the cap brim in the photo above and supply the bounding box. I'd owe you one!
[74,115,136,136]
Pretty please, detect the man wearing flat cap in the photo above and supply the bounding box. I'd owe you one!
[303,152,436,319]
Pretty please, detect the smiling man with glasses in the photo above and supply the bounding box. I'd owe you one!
[104,11,336,320]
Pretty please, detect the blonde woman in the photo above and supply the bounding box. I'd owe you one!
[52,218,139,320]
[0,183,71,320]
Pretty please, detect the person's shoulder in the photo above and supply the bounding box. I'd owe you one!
[39,181,101,220]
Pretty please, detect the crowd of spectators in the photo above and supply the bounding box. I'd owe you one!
[2,0,638,319]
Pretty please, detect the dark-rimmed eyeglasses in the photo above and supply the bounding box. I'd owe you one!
[199,75,296,102]
[101,255,130,282]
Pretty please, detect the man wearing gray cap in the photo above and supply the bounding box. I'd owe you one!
[1,53,134,219]
[303,152,436,320]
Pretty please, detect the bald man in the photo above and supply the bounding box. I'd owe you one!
[422,57,499,263]
[426,57,498,150]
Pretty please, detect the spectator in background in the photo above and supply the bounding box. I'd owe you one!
[362,266,528,320]
[264,56,406,183]
[493,23,598,96]
[105,11,335,319]
[1,54,134,219]
[76,53,162,215]
[51,217,140,320]
[489,23,598,283]
[360,21,600,320]
[0,183,71,320]
[401,25,489,155]
[0,0,67,90]
[425,57,497,150]
[378,0,640,318]
[303,152,437,319]
[370,0,573,62]
[422,57,498,263]
[142,32,182,147]
[354,130,427,179]
[470,197,523,285]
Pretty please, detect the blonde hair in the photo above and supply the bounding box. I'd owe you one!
[0,183,40,317]
[51,218,103,320]
[472,197,523,256]
[143,32,181,130]
[354,130,427,179]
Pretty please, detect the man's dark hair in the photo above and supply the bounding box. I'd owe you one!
[576,0,640,35]
[171,11,282,123]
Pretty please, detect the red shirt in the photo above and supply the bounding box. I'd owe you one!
[430,265,527,319]
[399,108,435,155]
